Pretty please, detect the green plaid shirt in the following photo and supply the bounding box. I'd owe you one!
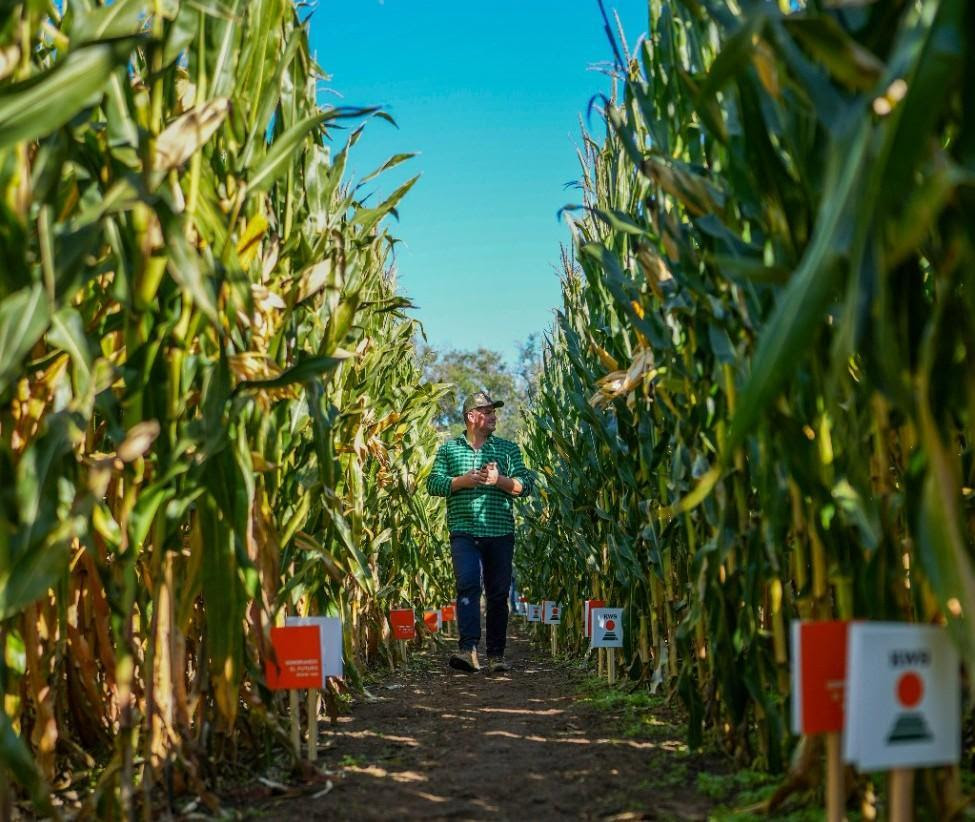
[426,434,534,537]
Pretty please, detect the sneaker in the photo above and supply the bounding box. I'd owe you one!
[487,656,510,673]
[449,648,480,673]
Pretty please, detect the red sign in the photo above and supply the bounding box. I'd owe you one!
[441,603,456,623]
[585,599,605,637]
[794,621,849,734]
[423,610,441,632]
[389,608,415,640]
[265,625,323,690]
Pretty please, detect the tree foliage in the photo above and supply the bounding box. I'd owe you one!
[419,340,541,442]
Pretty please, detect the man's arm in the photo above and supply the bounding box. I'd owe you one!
[485,443,534,497]
[425,443,453,497]
[451,470,484,493]
[496,473,523,495]
[427,443,484,497]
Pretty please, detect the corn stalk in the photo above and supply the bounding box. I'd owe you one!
[0,0,449,815]
[519,0,974,795]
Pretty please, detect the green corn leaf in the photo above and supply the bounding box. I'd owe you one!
[70,0,149,43]
[233,352,351,394]
[0,711,54,817]
[352,174,420,234]
[247,107,382,194]
[783,14,884,92]
[0,285,51,397]
[46,307,93,399]
[727,121,870,451]
[0,38,140,150]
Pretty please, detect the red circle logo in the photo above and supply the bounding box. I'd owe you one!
[896,672,923,708]
[605,619,616,631]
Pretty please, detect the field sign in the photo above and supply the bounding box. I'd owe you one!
[790,620,848,734]
[423,609,442,633]
[286,616,343,682]
[441,603,456,623]
[526,603,542,622]
[389,608,416,640]
[542,601,561,624]
[584,599,605,637]
[265,625,322,690]
[591,608,623,648]
[843,623,960,770]
[516,596,528,615]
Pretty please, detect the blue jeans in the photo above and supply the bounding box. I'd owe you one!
[450,532,514,657]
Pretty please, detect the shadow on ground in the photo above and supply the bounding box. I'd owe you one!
[233,628,727,820]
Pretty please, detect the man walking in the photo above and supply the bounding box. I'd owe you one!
[426,391,534,673]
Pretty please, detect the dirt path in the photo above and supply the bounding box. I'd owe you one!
[233,627,735,820]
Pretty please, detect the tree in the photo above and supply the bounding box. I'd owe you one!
[514,333,544,406]
[417,341,537,442]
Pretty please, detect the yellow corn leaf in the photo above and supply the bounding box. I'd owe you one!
[153,98,230,174]
[236,214,268,270]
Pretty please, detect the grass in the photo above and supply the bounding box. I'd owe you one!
[576,675,833,820]
[578,675,684,739]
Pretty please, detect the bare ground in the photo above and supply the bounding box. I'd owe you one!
[226,625,734,821]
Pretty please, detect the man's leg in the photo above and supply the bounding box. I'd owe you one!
[449,532,482,651]
[481,533,514,658]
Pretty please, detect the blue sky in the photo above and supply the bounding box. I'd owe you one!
[309,1,647,364]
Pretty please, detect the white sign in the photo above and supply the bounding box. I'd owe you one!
[285,616,343,682]
[843,623,960,771]
[542,601,562,625]
[590,608,623,648]
[526,603,542,622]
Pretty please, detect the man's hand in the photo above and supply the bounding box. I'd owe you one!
[482,461,500,486]
[454,467,487,491]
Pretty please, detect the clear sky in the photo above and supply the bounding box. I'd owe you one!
[309,1,648,364]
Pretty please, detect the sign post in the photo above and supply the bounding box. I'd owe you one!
[266,625,324,760]
[290,690,301,756]
[591,608,623,685]
[585,599,605,675]
[284,616,343,762]
[390,608,416,664]
[542,602,561,656]
[791,620,849,822]
[844,623,960,822]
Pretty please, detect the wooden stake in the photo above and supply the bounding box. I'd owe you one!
[825,732,843,822]
[607,649,616,685]
[399,640,408,665]
[550,624,558,657]
[289,689,301,759]
[598,647,605,677]
[306,689,318,762]
[889,768,914,822]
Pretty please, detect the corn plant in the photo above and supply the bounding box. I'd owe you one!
[519,0,973,804]
[0,0,449,815]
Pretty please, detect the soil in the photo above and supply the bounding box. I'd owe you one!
[227,626,733,821]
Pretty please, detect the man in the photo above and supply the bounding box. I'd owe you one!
[426,391,534,673]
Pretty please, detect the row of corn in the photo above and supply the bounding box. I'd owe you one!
[517,0,973,808]
[0,1,452,816]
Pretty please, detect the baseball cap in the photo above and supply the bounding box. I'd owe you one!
[462,391,504,414]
